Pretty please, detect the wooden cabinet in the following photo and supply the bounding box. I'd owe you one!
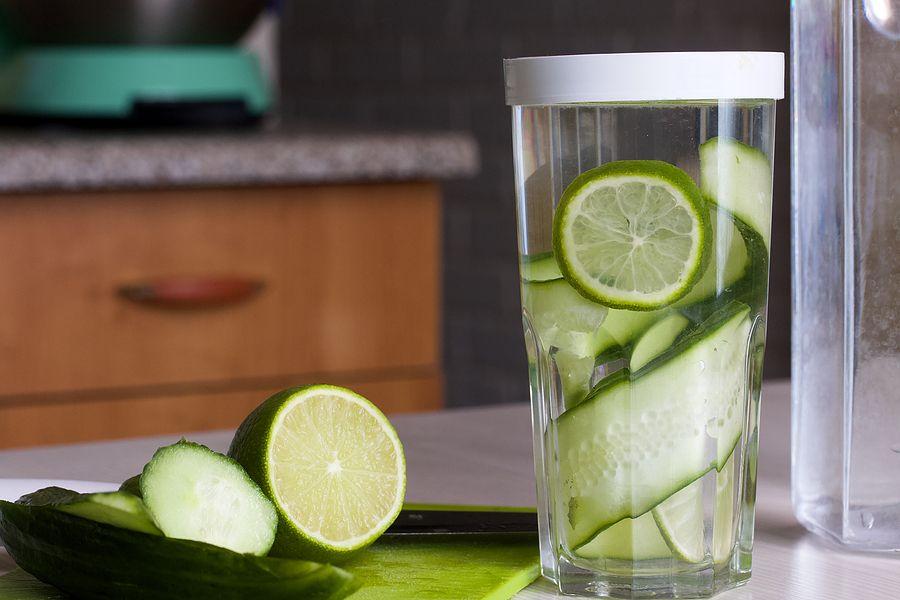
[0,182,443,448]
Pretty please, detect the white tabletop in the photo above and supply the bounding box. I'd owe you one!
[1,380,897,598]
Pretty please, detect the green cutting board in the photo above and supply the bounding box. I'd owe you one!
[346,533,540,600]
[1,534,540,600]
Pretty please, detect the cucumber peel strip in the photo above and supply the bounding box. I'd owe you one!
[573,438,742,555]
[563,302,751,548]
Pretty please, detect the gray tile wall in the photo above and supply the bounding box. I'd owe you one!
[279,0,792,407]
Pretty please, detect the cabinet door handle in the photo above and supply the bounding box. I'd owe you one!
[118,277,264,309]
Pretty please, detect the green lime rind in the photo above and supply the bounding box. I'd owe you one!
[562,302,750,548]
[651,479,705,563]
[228,385,406,564]
[553,160,711,311]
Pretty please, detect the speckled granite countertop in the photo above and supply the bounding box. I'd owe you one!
[0,128,479,193]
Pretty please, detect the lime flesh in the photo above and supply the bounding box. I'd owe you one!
[553,160,709,310]
[229,385,406,562]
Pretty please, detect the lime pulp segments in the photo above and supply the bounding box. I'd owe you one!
[553,160,710,311]
[229,385,406,563]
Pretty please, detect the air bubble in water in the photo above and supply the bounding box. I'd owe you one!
[698,360,706,372]
[860,511,875,529]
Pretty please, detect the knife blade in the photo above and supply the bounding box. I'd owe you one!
[384,505,538,535]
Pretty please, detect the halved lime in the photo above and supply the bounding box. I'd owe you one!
[553,160,709,310]
[652,477,706,563]
[229,385,406,562]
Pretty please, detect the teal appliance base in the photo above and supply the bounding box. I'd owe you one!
[0,46,270,126]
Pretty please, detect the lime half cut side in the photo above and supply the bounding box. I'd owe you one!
[553,160,709,310]
[229,385,406,562]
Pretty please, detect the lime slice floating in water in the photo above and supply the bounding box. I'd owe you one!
[652,478,706,563]
[229,385,406,562]
[713,451,737,563]
[553,160,709,311]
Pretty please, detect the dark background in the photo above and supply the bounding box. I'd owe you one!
[279,0,791,408]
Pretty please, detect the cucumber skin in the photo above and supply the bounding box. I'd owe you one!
[140,439,278,557]
[0,500,359,600]
[228,385,406,563]
[699,137,773,250]
[18,487,161,536]
[589,206,767,365]
[559,302,752,547]
[119,476,142,498]
[520,252,563,283]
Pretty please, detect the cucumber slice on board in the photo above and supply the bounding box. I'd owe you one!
[699,137,773,250]
[574,511,672,560]
[558,302,752,549]
[141,440,277,556]
[523,279,607,358]
[18,487,160,536]
[0,500,359,600]
[629,313,690,371]
[119,475,142,498]
[521,253,563,283]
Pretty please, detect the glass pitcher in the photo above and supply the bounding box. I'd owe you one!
[791,0,900,551]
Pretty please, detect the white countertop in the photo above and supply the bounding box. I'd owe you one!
[1,380,897,598]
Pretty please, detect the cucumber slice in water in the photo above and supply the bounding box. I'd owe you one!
[558,302,752,548]
[18,488,161,536]
[592,205,753,361]
[554,350,597,407]
[676,206,751,307]
[629,313,690,371]
[593,308,667,359]
[523,279,607,357]
[575,511,672,561]
[141,440,278,556]
[699,137,773,250]
[521,253,563,283]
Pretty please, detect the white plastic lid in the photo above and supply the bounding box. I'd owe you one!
[504,52,784,106]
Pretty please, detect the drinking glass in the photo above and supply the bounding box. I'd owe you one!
[505,52,784,597]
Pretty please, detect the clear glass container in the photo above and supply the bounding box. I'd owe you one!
[791,0,900,552]
[505,53,784,598]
